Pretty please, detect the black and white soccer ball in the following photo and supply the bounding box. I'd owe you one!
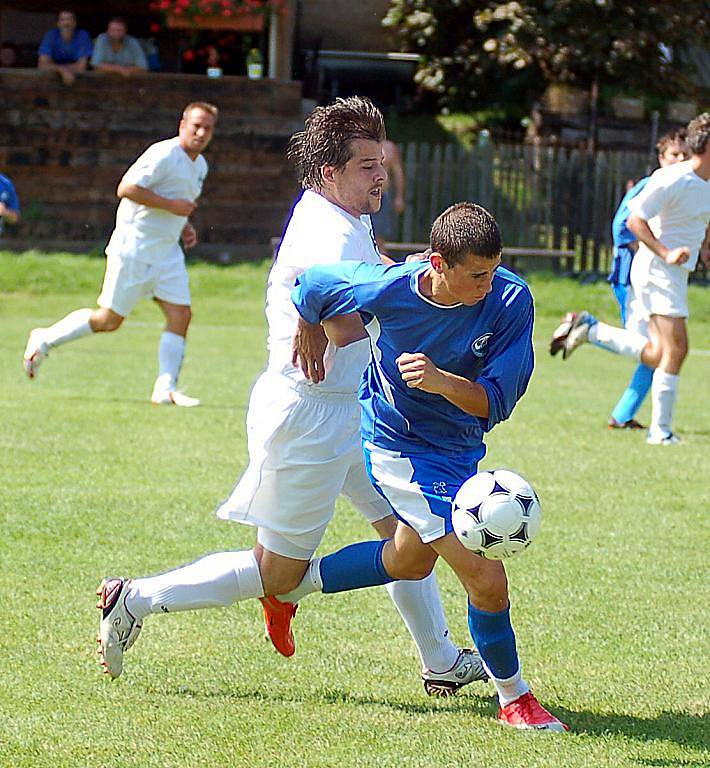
[452,469,541,560]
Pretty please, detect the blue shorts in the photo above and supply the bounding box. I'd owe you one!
[612,283,629,326]
[363,440,482,543]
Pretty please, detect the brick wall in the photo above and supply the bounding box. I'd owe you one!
[1,69,303,259]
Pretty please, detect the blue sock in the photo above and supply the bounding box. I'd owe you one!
[467,602,519,679]
[319,540,394,594]
[611,363,653,423]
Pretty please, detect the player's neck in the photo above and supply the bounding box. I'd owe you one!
[319,189,363,219]
[420,269,460,306]
[690,153,710,181]
[179,142,201,161]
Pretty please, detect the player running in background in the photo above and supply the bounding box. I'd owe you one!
[95,97,487,695]
[551,113,710,444]
[22,102,216,407]
[268,202,568,732]
[595,129,687,430]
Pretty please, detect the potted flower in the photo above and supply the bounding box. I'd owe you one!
[150,0,284,32]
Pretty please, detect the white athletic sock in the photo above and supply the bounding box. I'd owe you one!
[154,331,186,394]
[386,574,459,672]
[589,321,646,359]
[277,557,323,603]
[125,550,264,620]
[42,308,93,348]
[649,369,679,438]
[491,666,530,707]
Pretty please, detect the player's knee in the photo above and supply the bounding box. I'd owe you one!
[462,562,509,610]
[386,559,434,581]
[260,566,306,596]
[91,309,123,332]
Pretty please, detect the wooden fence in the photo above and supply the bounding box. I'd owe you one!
[394,141,652,274]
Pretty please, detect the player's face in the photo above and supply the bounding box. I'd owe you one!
[658,140,688,167]
[435,251,501,306]
[324,139,387,217]
[179,109,216,158]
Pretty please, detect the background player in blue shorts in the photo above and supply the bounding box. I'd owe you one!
[275,202,568,732]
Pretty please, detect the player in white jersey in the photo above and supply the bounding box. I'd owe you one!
[551,113,710,444]
[22,102,217,407]
[95,97,487,695]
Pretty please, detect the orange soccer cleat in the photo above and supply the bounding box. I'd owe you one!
[260,596,298,657]
[498,691,569,732]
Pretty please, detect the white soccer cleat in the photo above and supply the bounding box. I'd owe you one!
[96,577,142,679]
[562,310,595,359]
[422,648,489,697]
[23,329,49,379]
[151,390,201,408]
[647,431,681,446]
[549,312,577,357]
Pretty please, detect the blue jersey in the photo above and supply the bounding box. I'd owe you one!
[38,28,93,65]
[609,177,649,287]
[293,260,534,458]
[0,174,20,236]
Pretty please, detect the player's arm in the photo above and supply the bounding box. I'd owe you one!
[700,222,710,268]
[116,177,196,216]
[627,213,690,266]
[0,201,19,225]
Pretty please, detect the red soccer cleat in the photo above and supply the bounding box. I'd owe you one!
[498,691,569,732]
[260,596,298,657]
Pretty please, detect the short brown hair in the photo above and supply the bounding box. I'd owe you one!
[288,96,385,190]
[183,102,219,120]
[656,128,686,156]
[430,202,502,267]
[685,112,710,156]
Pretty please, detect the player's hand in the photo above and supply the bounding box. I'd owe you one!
[405,247,432,263]
[0,202,7,216]
[168,198,197,217]
[665,247,690,266]
[59,68,75,86]
[396,352,443,393]
[181,222,198,249]
[292,316,329,383]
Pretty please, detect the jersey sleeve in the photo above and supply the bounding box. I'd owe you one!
[291,261,391,324]
[2,179,20,213]
[476,289,534,430]
[38,31,54,58]
[627,169,674,221]
[121,146,170,189]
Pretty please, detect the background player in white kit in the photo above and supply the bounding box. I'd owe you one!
[95,97,487,694]
[22,102,217,407]
[551,112,710,444]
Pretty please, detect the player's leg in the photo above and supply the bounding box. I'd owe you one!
[647,314,688,444]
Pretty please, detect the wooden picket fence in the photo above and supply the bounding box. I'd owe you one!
[393,141,651,274]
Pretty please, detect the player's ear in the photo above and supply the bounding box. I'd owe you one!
[321,164,336,185]
[430,251,446,273]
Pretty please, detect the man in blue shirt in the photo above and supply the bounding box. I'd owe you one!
[0,172,20,236]
[276,202,568,732]
[605,130,687,429]
[38,10,92,86]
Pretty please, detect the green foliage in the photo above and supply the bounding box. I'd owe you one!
[384,0,709,110]
[1,253,709,767]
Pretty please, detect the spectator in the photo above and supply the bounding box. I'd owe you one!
[0,41,20,68]
[0,171,20,236]
[371,139,406,256]
[91,17,148,77]
[38,9,92,86]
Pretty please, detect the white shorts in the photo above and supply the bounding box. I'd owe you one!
[628,248,689,332]
[215,372,390,560]
[97,244,190,317]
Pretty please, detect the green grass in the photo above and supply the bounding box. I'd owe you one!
[1,251,708,768]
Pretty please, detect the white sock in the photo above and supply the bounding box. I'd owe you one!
[649,369,679,437]
[277,557,323,603]
[589,322,646,359]
[43,308,93,348]
[154,331,186,394]
[386,574,459,672]
[491,666,530,707]
[125,550,264,620]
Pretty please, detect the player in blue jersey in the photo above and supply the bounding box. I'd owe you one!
[554,130,687,430]
[269,202,568,732]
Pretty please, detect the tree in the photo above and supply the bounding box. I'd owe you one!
[384,1,709,112]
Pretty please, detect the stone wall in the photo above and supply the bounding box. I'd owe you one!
[0,69,303,259]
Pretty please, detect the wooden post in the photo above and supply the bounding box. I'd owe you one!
[268,0,295,80]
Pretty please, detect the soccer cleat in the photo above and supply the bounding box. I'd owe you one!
[608,417,645,430]
[96,577,143,679]
[561,310,594,359]
[549,312,577,356]
[498,691,569,732]
[646,431,681,446]
[260,596,298,657]
[151,390,201,408]
[422,648,489,697]
[23,329,49,379]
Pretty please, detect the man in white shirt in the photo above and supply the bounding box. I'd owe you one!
[23,102,216,407]
[95,97,487,696]
[551,112,710,444]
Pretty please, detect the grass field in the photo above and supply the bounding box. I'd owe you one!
[1,251,708,768]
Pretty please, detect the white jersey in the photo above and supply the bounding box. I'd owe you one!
[265,190,381,394]
[106,137,208,263]
[627,160,710,272]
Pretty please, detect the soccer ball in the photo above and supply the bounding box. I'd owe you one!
[452,469,541,560]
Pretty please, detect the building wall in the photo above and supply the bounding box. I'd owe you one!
[298,0,394,52]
